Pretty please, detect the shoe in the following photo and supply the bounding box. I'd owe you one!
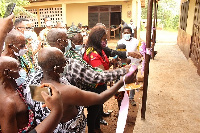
[100,118,108,125]
[154,51,157,56]
[130,99,136,106]
[102,112,111,117]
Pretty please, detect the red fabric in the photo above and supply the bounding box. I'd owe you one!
[83,50,110,70]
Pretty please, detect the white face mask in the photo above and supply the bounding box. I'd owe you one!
[65,39,72,52]
[19,49,28,56]
[59,66,67,77]
[15,69,26,86]
[75,45,83,51]
[24,30,33,40]
[123,34,131,41]
[46,21,52,27]
[14,51,20,57]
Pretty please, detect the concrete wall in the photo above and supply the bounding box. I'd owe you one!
[177,0,195,59]
[177,28,191,59]
[25,0,139,27]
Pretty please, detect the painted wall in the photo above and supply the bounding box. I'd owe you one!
[64,1,135,26]
[186,0,195,35]
[177,0,194,59]
[25,0,139,27]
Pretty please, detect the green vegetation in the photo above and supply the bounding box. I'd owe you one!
[0,0,35,18]
[142,0,180,31]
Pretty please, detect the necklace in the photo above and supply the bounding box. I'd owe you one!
[16,87,34,133]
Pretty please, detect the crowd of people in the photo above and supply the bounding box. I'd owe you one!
[0,14,143,133]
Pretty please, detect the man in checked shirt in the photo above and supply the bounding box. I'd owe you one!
[28,28,130,91]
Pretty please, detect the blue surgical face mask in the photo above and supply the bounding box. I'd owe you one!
[75,45,83,51]
[123,34,131,41]
[15,69,26,86]
[65,39,72,52]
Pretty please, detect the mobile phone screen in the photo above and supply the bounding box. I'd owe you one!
[4,3,16,18]
[30,85,52,102]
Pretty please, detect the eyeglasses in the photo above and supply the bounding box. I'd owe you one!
[10,43,26,49]
[16,27,34,31]
[57,39,68,43]
[26,27,34,30]
[4,68,20,77]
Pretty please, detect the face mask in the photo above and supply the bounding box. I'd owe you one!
[15,69,26,86]
[14,51,20,56]
[46,21,52,27]
[75,45,83,51]
[59,65,68,77]
[101,40,107,48]
[19,49,28,56]
[24,30,33,40]
[65,39,72,52]
[123,34,131,41]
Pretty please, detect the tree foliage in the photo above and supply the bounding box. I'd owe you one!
[0,0,36,18]
[142,0,180,30]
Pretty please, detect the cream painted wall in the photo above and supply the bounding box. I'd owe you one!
[25,1,139,28]
[62,4,67,25]
[65,1,137,27]
[65,3,88,26]
[186,0,195,35]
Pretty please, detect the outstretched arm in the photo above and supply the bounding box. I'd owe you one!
[65,58,128,90]
[66,69,137,106]
[103,47,127,59]
[0,14,14,54]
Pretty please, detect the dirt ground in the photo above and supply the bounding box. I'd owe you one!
[86,30,200,133]
[85,84,143,133]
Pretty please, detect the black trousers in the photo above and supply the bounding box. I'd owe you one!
[87,84,107,133]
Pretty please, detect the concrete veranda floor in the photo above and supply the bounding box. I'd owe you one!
[107,30,200,133]
[133,40,200,132]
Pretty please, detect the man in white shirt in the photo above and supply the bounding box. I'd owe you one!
[117,26,141,106]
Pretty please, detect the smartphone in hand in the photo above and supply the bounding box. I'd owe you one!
[30,85,52,102]
[4,3,16,18]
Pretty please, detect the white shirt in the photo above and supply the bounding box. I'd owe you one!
[117,37,140,65]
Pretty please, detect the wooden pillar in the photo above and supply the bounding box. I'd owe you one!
[151,0,157,60]
[141,0,153,120]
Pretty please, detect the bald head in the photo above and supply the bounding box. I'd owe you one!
[71,33,83,45]
[38,47,65,71]
[47,28,67,45]
[5,29,24,45]
[0,56,19,76]
[47,28,68,53]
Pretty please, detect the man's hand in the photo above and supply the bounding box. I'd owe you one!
[40,83,63,113]
[128,52,142,59]
[0,13,14,35]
